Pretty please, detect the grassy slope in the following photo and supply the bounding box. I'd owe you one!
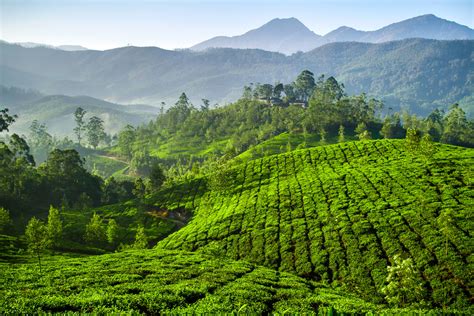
[236,131,358,162]
[0,249,461,314]
[156,139,473,307]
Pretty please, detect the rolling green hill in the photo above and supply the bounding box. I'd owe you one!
[1,139,472,313]
[155,139,473,308]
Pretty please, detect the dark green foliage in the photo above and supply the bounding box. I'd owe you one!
[0,108,16,132]
[380,113,404,139]
[39,149,102,207]
[149,164,166,190]
[117,125,136,160]
[101,177,134,205]
[73,107,86,145]
[132,178,146,199]
[129,150,159,176]
[294,70,316,102]
[8,133,35,165]
[86,116,106,149]
[0,207,11,232]
[441,104,472,146]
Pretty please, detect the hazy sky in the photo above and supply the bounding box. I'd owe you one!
[1,0,473,50]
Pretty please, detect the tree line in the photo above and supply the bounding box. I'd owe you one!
[0,109,165,220]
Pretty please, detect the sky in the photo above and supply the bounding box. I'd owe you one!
[1,0,473,50]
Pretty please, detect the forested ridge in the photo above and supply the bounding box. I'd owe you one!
[0,71,473,314]
[1,39,473,114]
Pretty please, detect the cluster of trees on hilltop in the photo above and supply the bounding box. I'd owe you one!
[243,70,317,105]
[115,71,473,179]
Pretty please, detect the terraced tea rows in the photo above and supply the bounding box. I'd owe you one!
[157,140,473,307]
[1,249,387,314]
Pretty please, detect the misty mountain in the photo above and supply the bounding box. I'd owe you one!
[192,14,474,54]
[0,86,158,136]
[191,18,323,55]
[0,39,472,116]
[7,41,89,51]
[325,14,474,43]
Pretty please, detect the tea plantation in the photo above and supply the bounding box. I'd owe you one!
[1,139,472,314]
[157,140,473,308]
[0,249,467,314]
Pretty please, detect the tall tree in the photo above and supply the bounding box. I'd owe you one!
[84,213,106,244]
[133,225,148,249]
[241,85,253,100]
[405,128,421,153]
[283,84,296,103]
[29,120,52,147]
[25,217,49,272]
[117,125,136,160]
[0,108,17,132]
[106,219,119,246]
[441,104,470,146]
[0,207,11,232]
[294,70,315,102]
[86,116,106,149]
[355,122,371,140]
[73,107,87,145]
[9,134,35,165]
[46,205,63,248]
[424,108,444,141]
[338,125,345,143]
[273,83,284,99]
[255,84,273,102]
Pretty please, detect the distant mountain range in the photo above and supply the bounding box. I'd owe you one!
[0,86,158,136]
[2,41,89,51]
[191,14,474,54]
[1,38,472,117]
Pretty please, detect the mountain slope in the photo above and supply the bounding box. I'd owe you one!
[0,39,473,115]
[157,140,473,307]
[191,17,323,55]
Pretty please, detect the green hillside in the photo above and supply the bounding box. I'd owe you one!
[156,139,473,308]
[0,249,465,314]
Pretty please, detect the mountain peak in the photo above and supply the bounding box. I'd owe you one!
[190,14,473,55]
[246,17,314,36]
[191,17,322,55]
